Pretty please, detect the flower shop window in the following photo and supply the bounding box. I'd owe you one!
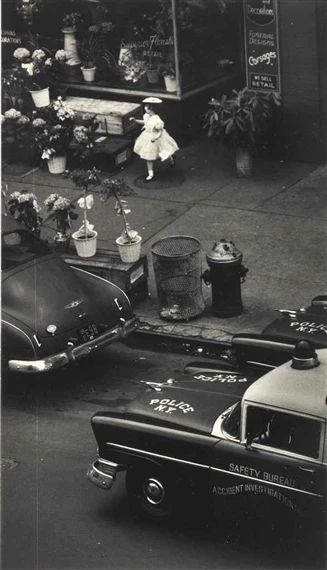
[176,0,243,94]
[23,0,243,97]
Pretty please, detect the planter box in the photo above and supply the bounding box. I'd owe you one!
[66,96,142,135]
[69,135,133,171]
[60,248,148,307]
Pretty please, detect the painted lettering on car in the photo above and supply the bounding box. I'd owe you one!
[149,398,195,414]
[229,463,296,487]
[193,373,248,383]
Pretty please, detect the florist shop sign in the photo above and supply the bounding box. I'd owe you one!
[243,0,281,92]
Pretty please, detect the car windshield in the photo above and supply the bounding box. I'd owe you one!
[223,402,241,439]
[2,230,50,269]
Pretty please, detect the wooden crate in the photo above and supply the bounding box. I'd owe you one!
[69,135,133,171]
[66,96,142,135]
[61,248,148,307]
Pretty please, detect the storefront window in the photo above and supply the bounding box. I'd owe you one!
[21,0,243,97]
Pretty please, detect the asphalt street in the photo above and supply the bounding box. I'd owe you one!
[1,343,325,570]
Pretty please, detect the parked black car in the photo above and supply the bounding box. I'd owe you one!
[88,337,327,527]
[1,215,137,373]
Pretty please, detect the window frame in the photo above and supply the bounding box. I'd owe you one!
[241,402,325,464]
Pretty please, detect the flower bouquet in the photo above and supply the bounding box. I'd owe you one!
[32,97,75,172]
[1,109,36,164]
[44,193,78,249]
[12,46,68,106]
[7,190,42,235]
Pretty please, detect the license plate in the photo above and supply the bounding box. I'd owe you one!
[79,323,99,343]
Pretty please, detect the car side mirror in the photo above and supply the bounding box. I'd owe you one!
[245,435,254,450]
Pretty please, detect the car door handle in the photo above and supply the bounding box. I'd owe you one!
[298,466,316,473]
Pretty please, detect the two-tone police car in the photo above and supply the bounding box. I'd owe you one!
[87,337,327,526]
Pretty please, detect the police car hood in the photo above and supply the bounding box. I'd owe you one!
[126,369,255,435]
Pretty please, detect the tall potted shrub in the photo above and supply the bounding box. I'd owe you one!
[100,177,142,263]
[64,167,102,258]
[204,88,282,177]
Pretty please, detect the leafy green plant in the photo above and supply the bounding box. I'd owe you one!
[204,88,282,151]
[80,23,116,73]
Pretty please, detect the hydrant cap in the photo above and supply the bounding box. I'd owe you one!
[206,239,242,263]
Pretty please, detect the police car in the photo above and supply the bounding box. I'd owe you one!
[87,336,327,525]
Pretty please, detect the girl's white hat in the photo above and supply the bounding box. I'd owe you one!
[142,97,163,104]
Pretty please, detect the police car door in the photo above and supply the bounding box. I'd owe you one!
[209,403,325,517]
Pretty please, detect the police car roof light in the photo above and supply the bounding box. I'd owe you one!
[291,340,320,370]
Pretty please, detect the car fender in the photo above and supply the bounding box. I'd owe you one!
[1,313,37,361]
[71,267,133,314]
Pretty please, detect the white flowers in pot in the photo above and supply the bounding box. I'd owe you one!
[64,167,102,257]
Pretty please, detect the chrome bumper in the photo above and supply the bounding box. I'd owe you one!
[8,316,138,373]
[87,459,120,490]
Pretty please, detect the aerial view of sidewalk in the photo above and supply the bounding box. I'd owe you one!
[3,135,327,344]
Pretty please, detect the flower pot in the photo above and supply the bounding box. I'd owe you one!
[62,28,81,66]
[53,231,71,251]
[163,74,177,92]
[72,230,97,258]
[146,67,160,84]
[236,147,253,178]
[29,86,50,108]
[116,235,142,263]
[81,66,96,82]
[47,155,67,174]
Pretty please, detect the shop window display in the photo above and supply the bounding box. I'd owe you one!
[11,0,243,97]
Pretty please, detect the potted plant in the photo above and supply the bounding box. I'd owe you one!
[12,46,68,107]
[1,109,37,165]
[6,190,42,236]
[70,114,100,166]
[204,87,282,177]
[100,177,141,263]
[44,193,78,250]
[64,167,102,257]
[161,62,177,92]
[79,23,116,82]
[32,96,75,173]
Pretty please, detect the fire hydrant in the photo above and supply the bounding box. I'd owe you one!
[202,239,248,317]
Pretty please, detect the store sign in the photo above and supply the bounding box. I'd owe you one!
[243,0,281,92]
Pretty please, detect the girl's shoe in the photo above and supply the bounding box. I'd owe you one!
[145,174,154,182]
[169,156,176,168]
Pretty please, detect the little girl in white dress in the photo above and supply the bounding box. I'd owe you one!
[130,97,179,182]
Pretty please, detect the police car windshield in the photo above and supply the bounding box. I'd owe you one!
[223,402,241,439]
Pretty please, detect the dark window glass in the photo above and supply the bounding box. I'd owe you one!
[2,231,50,269]
[223,401,241,439]
[246,406,321,459]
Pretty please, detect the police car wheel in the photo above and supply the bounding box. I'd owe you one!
[126,464,174,521]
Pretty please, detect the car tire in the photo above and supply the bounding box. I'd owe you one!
[126,463,175,522]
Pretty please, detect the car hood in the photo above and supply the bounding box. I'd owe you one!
[2,256,117,337]
[263,307,327,348]
[125,370,255,435]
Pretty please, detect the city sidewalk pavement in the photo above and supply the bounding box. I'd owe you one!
[3,136,327,347]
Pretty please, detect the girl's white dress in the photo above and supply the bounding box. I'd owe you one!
[133,113,179,161]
